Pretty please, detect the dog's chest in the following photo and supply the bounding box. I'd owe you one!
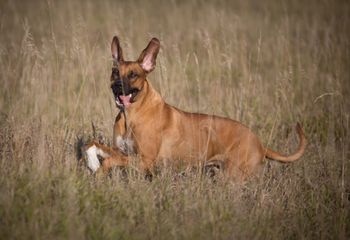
[115,135,135,155]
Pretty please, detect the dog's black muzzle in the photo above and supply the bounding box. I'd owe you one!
[111,80,124,97]
[111,80,140,108]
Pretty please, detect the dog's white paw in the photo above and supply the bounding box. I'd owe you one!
[85,145,101,172]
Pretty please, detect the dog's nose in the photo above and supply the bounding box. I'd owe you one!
[111,81,123,94]
[115,80,122,87]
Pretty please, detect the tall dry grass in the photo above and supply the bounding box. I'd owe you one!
[0,0,349,239]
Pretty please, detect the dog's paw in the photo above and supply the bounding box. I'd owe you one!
[84,145,101,173]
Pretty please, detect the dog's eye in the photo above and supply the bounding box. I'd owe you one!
[128,71,138,79]
[112,68,120,79]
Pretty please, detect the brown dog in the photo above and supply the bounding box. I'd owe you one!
[84,36,306,181]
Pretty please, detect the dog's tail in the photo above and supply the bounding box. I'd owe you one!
[264,123,307,162]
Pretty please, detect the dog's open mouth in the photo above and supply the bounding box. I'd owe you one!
[115,89,139,108]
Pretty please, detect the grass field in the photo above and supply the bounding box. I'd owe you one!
[0,0,349,239]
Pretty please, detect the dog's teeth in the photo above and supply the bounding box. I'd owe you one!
[128,94,132,97]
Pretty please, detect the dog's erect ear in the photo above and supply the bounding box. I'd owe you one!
[138,38,160,73]
[111,36,124,63]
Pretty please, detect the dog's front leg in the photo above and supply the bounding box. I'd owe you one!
[100,156,128,175]
[113,112,126,148]
[112,112,136,155]
[84,141,128,174]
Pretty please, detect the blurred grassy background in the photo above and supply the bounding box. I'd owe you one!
[0,0,349,239]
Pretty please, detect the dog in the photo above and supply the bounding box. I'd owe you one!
[84,36,307,181]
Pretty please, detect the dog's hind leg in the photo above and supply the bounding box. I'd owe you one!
[203,155,226,178]
[224,146,264,182]
[204,160,224,178]
[83,141,128,173]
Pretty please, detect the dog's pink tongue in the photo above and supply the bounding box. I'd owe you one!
[119,95,131,107]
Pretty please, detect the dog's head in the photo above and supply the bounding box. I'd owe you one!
[110,36,160,109]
